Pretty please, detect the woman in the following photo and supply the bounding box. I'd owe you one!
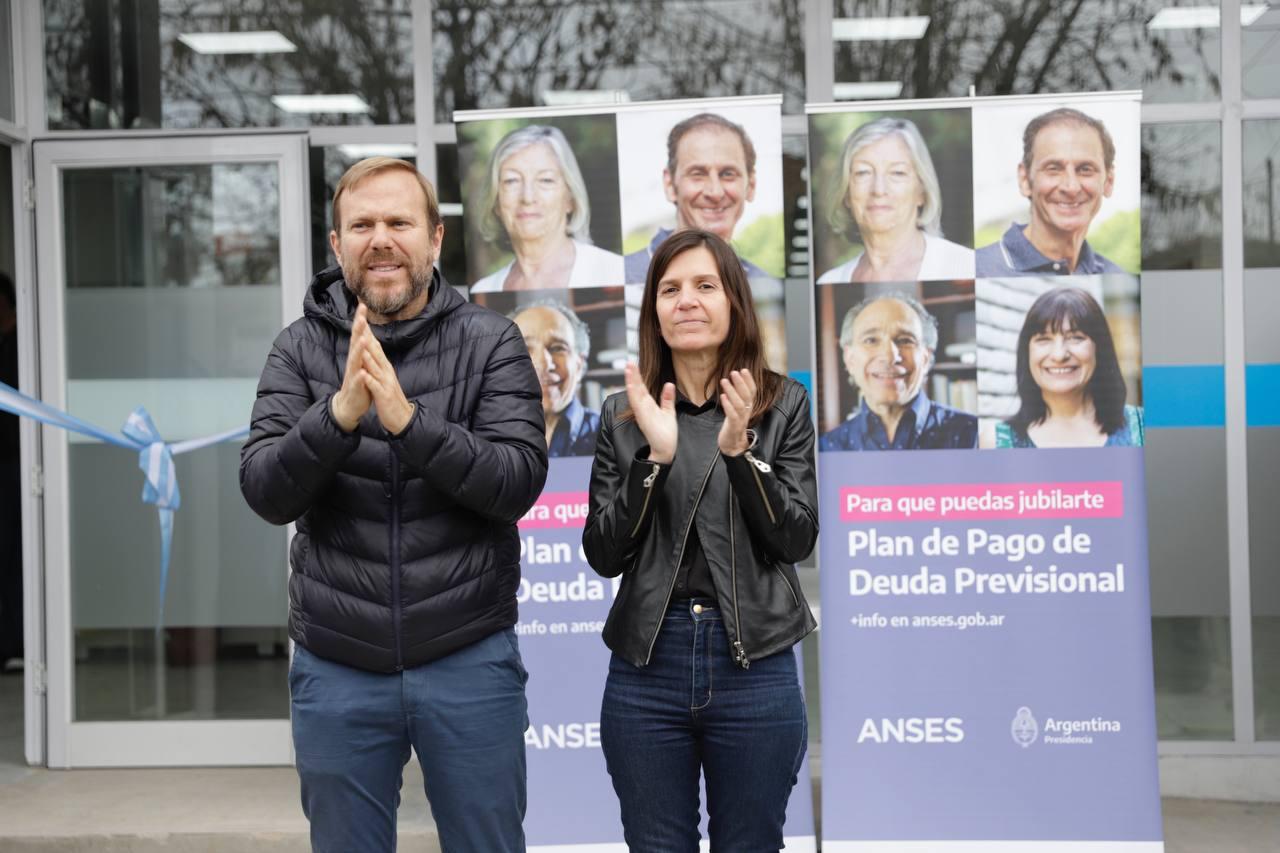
[818,117,974,284]
[471,124,624,291]
[983,286,1143,448]
[583,229,818,851]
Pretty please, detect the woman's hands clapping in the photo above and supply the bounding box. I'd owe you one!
[624,363,677,465]
[717,369,756,457]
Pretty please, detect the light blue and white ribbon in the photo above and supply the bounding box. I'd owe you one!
[0,381,249,629]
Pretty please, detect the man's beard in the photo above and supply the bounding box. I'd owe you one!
[344,251,434,318]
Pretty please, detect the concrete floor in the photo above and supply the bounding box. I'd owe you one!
[3,667,1278,851]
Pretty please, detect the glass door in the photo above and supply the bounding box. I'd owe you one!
[33,135,308,767]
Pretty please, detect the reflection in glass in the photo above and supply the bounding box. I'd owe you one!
[432,0,806,121]
[782,134,810,280]
[44,0,414,130]
[1244,120,1280,268]
[1244,5,1280,99]
[0,146,13,279]
[1152,617,1234,740]
[435,144,470,289]
[1249,426,1280,739]
[62,163,288,721]
[0,0,13,123]
[833,0,1221,103]
[1141,122,1222,269]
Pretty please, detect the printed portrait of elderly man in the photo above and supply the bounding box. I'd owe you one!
[624,112,777,284]
[510,298,601,457]
[976,108,1124,277]
[821,292,978,451]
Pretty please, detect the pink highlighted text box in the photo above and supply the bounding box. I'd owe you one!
[519,491,591,529]
[839,482,1124,522]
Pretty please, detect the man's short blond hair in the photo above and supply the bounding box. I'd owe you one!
[331,157,443,234]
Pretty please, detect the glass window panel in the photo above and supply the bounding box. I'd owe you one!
[0,0,14,123]
[1251,424,1280,739]
[43,0,413,130]
[1244,119,1280,268]
[434,143,468,289]
[782,134,809,280]
[1146,424,1234,740]
[0,145,13,280]
[61,163,288,721]
[1142,122,1222,270]
[833,0,1221,103]
[432,0,806,122]
[1243,4,1280,99]
[1246,270,1280,739]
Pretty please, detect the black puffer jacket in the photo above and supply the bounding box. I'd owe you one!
[583,376,818,668]
[240,267,547,673]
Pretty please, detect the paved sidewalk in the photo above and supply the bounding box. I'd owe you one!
[0,761,1277,851]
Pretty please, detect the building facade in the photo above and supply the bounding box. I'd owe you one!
[0,0,1275,797]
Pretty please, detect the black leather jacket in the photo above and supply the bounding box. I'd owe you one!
[583,376,818,668]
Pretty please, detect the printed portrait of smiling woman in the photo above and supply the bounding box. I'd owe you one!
[980,286,1143,449]
[818,117,975,284]
[471,124,624,292]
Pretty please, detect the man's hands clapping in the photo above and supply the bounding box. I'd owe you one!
[330,304,416,435]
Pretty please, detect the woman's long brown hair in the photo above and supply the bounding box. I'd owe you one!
[627,228,782,425]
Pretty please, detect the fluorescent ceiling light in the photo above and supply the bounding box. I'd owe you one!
[439,203,464,217]
[539,89,632,106]
[834,81,904,100]
[1147,5,1268,29]
[336,143,417,160]
[833,16,930,41]
[272,94,372,114]
[177,31,296,54]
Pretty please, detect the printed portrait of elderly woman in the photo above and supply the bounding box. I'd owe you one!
[470,124,625,292]
[981,286,1144,449]
[818,117,975,285]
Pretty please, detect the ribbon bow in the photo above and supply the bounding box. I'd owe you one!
[0,383,249,630]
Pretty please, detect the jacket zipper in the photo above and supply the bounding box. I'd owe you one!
[743,451,777,526]
[741,450,798,607]
[630,462,662,538]
[729,494,749,669]
[643,454,717,666]
[390,451,404,671]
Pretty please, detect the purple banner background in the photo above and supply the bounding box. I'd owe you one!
[522,459,816,847]
[818,447,1161,843]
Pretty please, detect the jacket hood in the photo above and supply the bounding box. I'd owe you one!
[303,264,465,350]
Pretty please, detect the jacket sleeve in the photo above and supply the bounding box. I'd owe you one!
[721,383,819,565]
[581,403,671,579]
[239,328,362,526]
[387,321,548,525]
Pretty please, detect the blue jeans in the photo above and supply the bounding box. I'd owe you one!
[600,599,808,852]
[289,628,528,853]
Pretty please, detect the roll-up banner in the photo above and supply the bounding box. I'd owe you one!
[454,94,815,852]
[809,91,1162,852]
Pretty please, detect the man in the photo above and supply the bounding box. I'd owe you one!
[240,158,547,853]
[625,112,777,283]
[821,292,976,451]
[511,299,600,458]
[977,108,1124,277]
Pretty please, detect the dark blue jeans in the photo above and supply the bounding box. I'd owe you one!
[600,599,808,852]
[289,628,528,853]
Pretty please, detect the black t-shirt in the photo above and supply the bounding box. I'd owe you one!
[671,393,717,600]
